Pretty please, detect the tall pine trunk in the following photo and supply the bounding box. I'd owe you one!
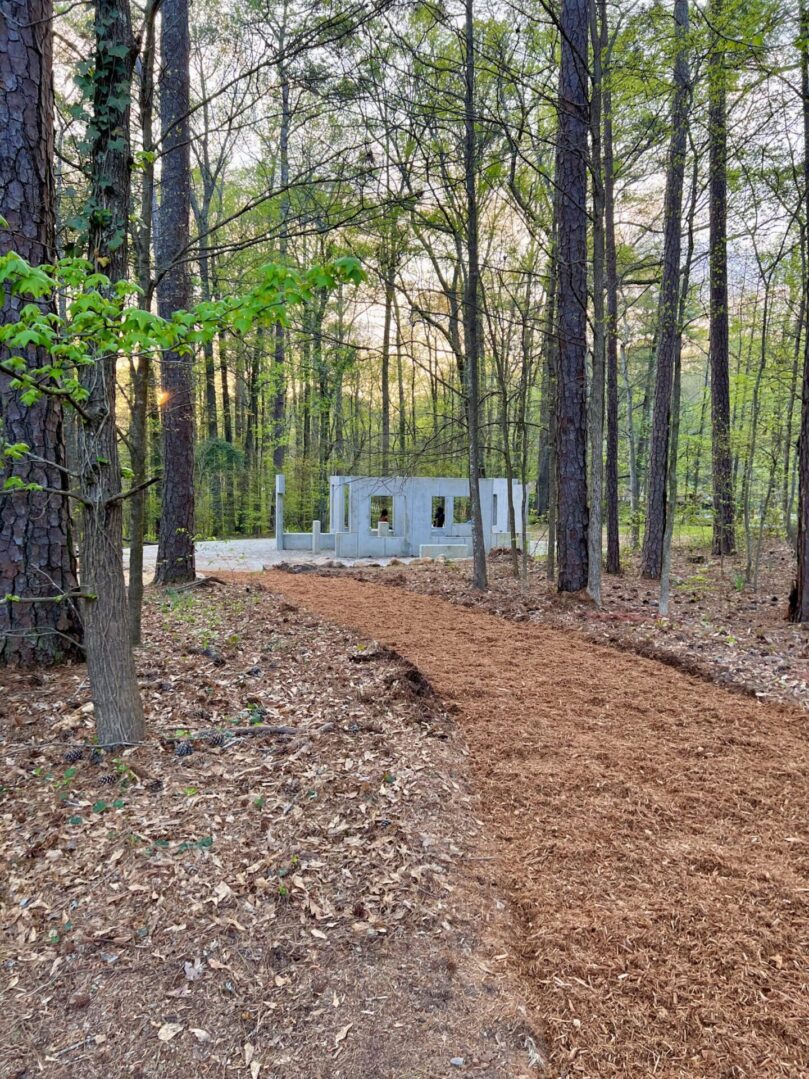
[554,0,590,592]
[603,0,621,574]
[154,0,195,585]
[380,261,394,474]
[660,149,698,614]
[464,0,487,589]
[640,0,690,579]
[0,0,83,665]
[784,253,803,540]
[128,16,156,646]
[708,0,736,556]
[272,50,289,478]
[588,0,606,604]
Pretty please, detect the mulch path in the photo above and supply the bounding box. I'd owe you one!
[259,569,809,1077]
[349,542,809,713]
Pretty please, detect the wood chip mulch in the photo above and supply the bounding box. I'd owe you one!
[343,541,809,713]
[261,568,809,1077]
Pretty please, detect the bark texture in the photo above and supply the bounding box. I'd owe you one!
[790,0,809,621]
[640,0,690,579]
[128,21,156,646]
[463,0,487,590]
[708,0,736,556]
[554,0,590,592]
[588,0,605,604]
[603,0,621,575]
[154,0,195,584]
[0,0,83,665]
[78,0,145,744]
[272,53,289,477]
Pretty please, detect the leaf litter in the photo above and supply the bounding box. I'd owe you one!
[0,582,532,1077]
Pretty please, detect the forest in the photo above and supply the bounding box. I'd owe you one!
[1,0,808,1075]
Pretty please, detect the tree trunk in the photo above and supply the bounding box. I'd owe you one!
[660,148,698,614]
[272,54,289,476]
[217,330,235,533]
[689,360,709,505]
[463,0,487,590]
[659,332,682,616]
[78,0,144,744]
[621,332,640,548]
[199,251,218,441]
[708,0,736,556]
[640,0,690,579]
[588,0,606,603]
[603,1,621,574]
[784,263,803,540]
[743,275,772,582]
[0,0,83,665]
[380,262,394,474]
[554,0,590,592]
[154,0,195,585]
[128,14,156,646]
[394,290,407,466]
[536,351,551,517]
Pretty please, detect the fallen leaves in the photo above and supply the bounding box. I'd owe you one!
[334,1022,352,1050]
[157,1022,183,1042]
[183,957,204,981]
[0,582,525,1077]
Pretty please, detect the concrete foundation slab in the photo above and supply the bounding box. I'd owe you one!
[418,543,471,559]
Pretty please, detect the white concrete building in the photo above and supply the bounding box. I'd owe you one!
[276,474,524,559]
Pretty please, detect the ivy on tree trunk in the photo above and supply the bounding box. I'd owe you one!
[79,0,145,744]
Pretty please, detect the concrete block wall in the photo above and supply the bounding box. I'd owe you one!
[277,474,524,560]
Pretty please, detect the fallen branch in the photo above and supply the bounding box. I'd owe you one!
[227,724,299,737]
[105,474,160,506]
[158,724,298,743]
[156,575,228,593]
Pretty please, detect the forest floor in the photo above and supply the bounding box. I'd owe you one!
[2,541,808,1077]
[249,555,809,1076]
[0,583,532,1078]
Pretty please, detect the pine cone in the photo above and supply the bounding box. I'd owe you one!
[99,773,117,786]
[89,748,104,766]
[63,747,84,764]
[175,740,194,758]
[205,731,226,747]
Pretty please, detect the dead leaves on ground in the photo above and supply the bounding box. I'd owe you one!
[0,585,523,1077]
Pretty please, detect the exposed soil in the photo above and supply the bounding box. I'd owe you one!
[258,568,809,1077]
[0,583,531,1078]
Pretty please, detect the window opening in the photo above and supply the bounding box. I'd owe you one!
[453,496,471,524]
[370,495,393,531]
[432,496,446,528]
